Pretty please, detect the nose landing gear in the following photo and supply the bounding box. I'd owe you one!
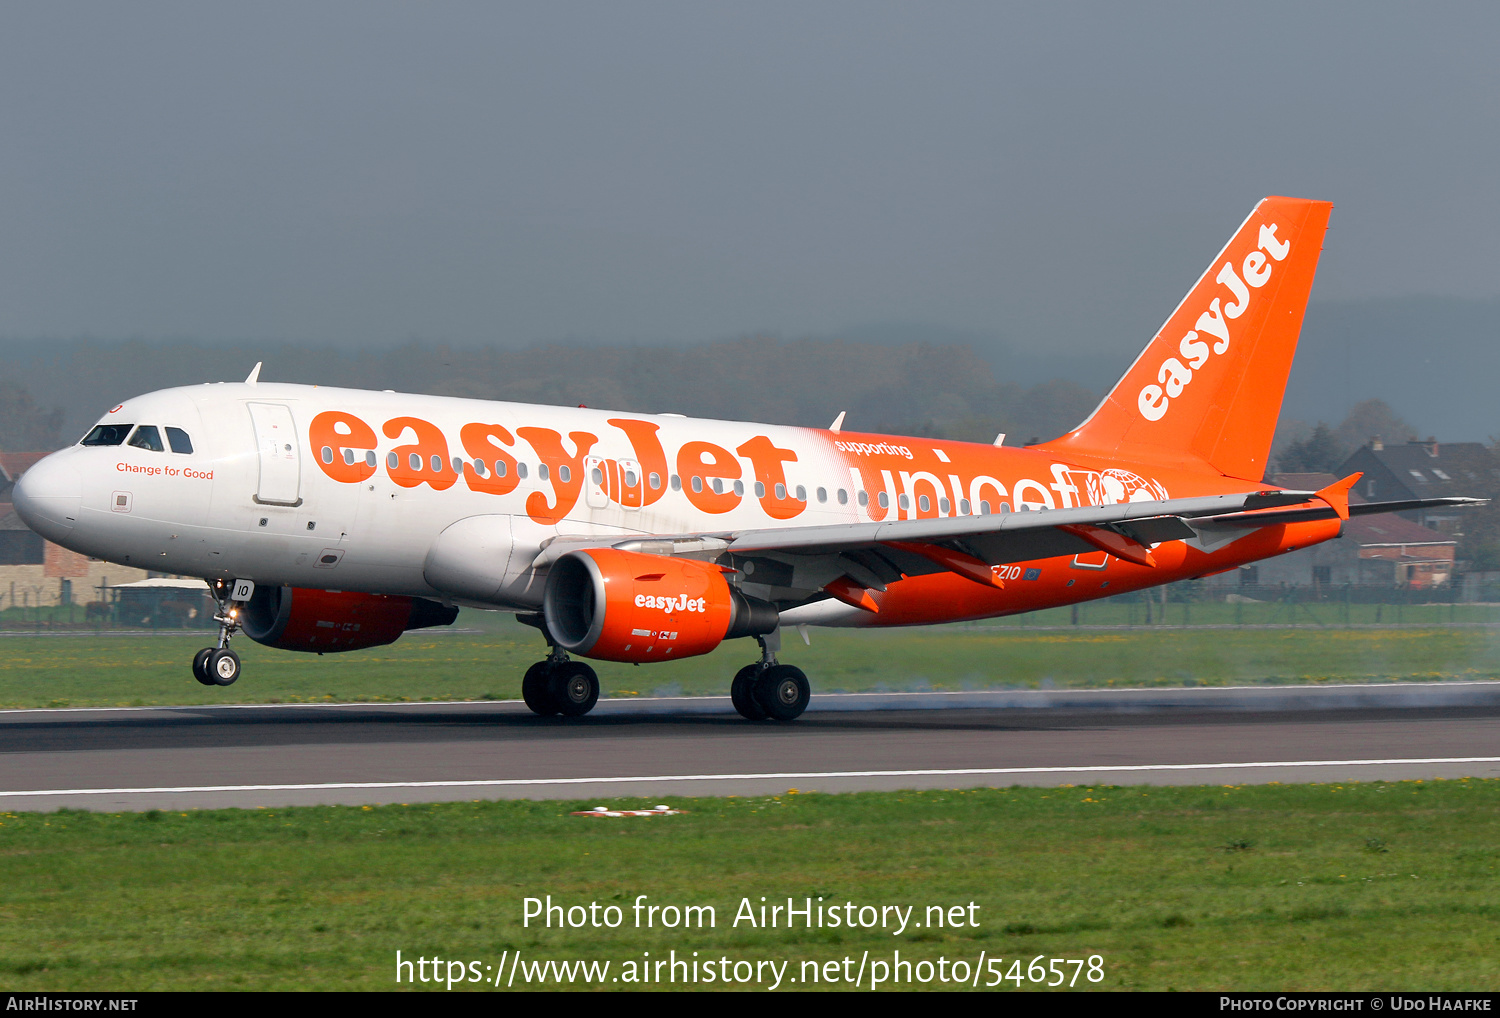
[731,629,809,722]
[193,580,246,687]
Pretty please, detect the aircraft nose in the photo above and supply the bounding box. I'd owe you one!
[11,454,82,540]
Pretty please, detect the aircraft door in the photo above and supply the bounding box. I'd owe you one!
[618,458,642,509]
[248,402,302,506]
[584,456,609,509]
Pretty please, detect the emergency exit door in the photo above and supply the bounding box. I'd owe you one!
[248,402,302,506]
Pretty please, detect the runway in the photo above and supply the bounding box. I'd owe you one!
[2,684,1499,811]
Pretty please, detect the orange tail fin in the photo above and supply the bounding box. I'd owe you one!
[1040,196,1333,482]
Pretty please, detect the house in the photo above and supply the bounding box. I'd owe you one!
[1201,471,1458,590]
[1337,439,1500,534]
[0,452,150,613]
[0,452,46,503]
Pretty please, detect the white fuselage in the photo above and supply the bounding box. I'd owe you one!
[14,380,1237,628]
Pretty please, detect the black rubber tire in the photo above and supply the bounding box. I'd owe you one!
[549,661,599,717]
[522,661,558,716]
[754,664,810,721]
[192,648,216,686]
[731,664,768,720]
[207,648,241,687]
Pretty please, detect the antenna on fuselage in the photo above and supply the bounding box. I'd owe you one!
[992,433,1006,447]
[829,411,846,434]
[245,362,262,385]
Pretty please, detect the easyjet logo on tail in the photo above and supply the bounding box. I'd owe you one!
[1137,223,1291,422]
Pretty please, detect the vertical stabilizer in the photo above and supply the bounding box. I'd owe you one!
[1040,197,1332,481]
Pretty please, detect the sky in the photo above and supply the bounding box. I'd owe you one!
[0,2,1496,357]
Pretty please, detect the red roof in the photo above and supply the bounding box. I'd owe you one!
[0,452,48,482]
[1346,514,1455,546]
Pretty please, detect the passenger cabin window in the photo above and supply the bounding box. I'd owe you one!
[127,425,165,452]
[165,427,193,454]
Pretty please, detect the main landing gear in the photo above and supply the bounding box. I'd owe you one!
[515,616,807,722]
[522,651,601,717]
[731,629,810,722]
[192,580,243,687]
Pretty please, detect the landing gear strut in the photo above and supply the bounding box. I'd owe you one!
[193,580,244,687]
[521,636,600,718]
[731,629,810,722]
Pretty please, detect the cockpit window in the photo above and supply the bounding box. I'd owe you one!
[127,425,165,452]
[165,427,194,454]
[81,423,134,446]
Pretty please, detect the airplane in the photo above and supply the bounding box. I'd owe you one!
[12,196,1484,721]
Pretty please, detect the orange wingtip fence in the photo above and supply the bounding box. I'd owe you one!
[571,805,687,818]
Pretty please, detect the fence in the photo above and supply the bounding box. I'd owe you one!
[0,587,218,632]
[979,581,1500,629]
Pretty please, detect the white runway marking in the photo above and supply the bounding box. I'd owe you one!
[5,756,1499,799]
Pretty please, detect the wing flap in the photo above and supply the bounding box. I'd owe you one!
[724,489,1314,555]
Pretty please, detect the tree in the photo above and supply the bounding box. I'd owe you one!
[1334,398,1416,452]
[1272,399,1421,476]
[0,382,64,451]
[1276,422,1346,473]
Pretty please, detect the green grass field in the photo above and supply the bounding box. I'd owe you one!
[2,613,1499,709]
[2,781,1497,990]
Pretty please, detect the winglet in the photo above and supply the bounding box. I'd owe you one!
[1314,472,1362,522]
[824,576,879,613]
[245,362,262,385]
[829,411,846,434]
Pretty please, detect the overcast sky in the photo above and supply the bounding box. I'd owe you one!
[1,2,1496,356]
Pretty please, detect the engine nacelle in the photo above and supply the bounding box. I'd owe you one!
[241,586,458,653]
[543,549,778,663]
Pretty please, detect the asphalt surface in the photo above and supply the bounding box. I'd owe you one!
[2,685,1498,811]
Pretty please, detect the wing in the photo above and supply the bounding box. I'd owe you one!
[530,475,1483,610]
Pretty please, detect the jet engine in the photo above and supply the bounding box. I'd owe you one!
[542,548,778,663]
[240,586,458,653]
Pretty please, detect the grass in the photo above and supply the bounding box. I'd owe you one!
[3,614,1500,709]
[5,596,1498,631]
[1,780,1497,990]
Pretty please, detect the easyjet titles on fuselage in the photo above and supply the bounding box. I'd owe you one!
[303,407,1170,527]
